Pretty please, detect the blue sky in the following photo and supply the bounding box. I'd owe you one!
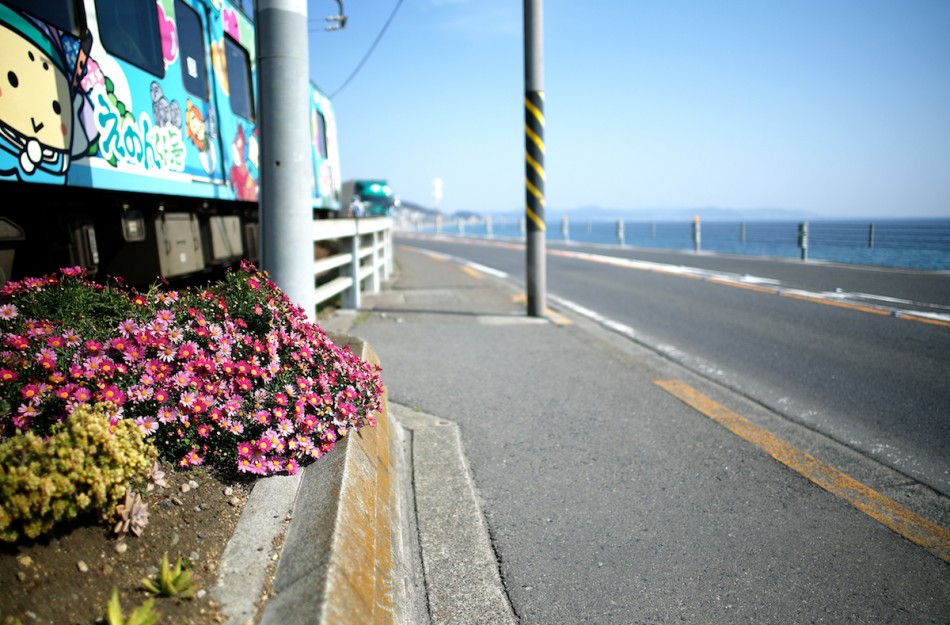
[307,0,950,218]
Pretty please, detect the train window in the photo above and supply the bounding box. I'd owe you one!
[174,0,208,99]
[315,111,327,159]
[94,0,164,77]
[224,35,254,121]
[233,0,255,21]
[4,0,83,35]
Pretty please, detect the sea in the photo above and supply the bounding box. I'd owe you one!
[419,218,950,272]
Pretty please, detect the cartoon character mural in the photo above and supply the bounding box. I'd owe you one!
[150,81,179,131]
[0,3,97,183]
[228,124,257,201]
[185,98,217,174]
[3,1,262,202]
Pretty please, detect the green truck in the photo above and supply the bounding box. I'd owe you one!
[342,180,395,216]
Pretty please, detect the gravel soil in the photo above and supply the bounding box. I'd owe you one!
[0,464,253,625]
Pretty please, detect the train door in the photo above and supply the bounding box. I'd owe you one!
[174,0,223,185]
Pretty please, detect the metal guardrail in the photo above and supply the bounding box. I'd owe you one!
[313,216,393,309]
[402,216,950,270]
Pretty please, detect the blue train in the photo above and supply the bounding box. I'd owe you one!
[0,0,342,286]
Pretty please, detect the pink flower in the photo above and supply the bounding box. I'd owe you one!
[179,449,204,467]
[178,341,199,360]
[122,344,145,362]
[155,291,179,304]
[83,339,103,354]
[5,334,28,350]
[135,416,159,435]
[117,320,138,337]
[167,326,186,343]
[99,384,125,405]
[157,342,177,362]
[63,330,81,347]
[0,303,19,320]
[128,385,154,403]
[20,384,41,401]
[223,395,243,415]
[47,371,66,385]
[17,403,40,418]
[172,371,195,388]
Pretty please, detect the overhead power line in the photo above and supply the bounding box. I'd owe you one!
[326,0,405,99]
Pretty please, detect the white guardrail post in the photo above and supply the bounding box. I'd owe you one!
[370,229,381,293]
[312,217,393,310]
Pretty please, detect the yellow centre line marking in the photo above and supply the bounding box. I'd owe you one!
[545,248,948,329]
[655,379,950,563]
[404,238,950,328]
[780,291,891,316]
[904,314,950,328]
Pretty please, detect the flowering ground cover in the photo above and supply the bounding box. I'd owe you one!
[0,261,383,479]
[0,263,385,623]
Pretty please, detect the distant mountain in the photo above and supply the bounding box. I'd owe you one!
[397,200,438,215]
[397,201,821,223]
[396,200,484,222]
[488,206,820,223]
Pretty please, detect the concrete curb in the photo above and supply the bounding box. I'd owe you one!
[214,336,426,625]
[394,404,518,625]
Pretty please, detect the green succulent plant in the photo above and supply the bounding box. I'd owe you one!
[105,589,160,625]
[141,553,197,599]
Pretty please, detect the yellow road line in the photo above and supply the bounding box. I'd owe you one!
[545,247,947,329]
[704,278,779,294]
[655,378,950,563]
[895,313,950,328]
[511,294,572,325]
[459,266,484,280]
[780,291,891,316]
[404,239,950,329]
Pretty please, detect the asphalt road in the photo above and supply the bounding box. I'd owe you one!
[396,234,950,496]
[351,243,950,624]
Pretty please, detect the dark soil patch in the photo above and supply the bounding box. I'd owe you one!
[0,464,252,625]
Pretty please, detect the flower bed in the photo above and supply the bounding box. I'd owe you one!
[0,262,384,542]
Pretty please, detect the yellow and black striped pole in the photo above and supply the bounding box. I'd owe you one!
[524,0,546,316]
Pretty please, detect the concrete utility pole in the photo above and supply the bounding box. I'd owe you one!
[524,0,546,317]
[258,0,316,319]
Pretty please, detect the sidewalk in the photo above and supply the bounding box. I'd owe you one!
[216,242,950,625]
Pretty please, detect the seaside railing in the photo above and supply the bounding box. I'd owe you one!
[399,216,950,270]
[313,216,393,310]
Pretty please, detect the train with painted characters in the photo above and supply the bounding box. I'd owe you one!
[0,0,342,286]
